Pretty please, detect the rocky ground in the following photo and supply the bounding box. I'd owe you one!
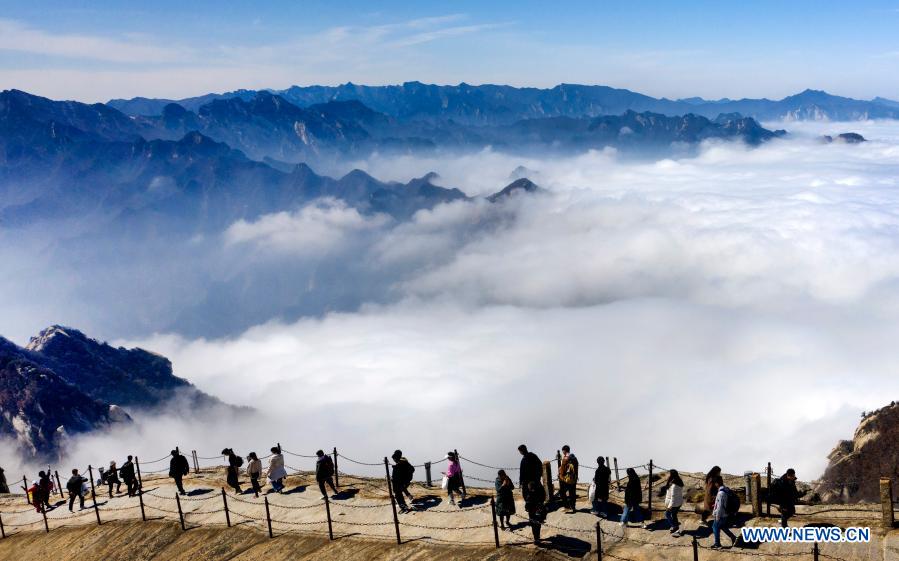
[0,467,890,560]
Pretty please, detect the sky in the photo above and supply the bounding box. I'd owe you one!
[0,1,898,102]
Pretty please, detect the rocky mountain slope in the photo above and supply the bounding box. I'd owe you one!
[814,401,899,503]
[0,326,221,460]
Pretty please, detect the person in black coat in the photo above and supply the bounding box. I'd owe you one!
[315,450,338,498]
[66,469,86,511]
[621,468,645,528]
[518,444,542,500]
[592,456,612,517]
[776,468,800,528]
[390,450,415,512]
[524,480,547,543]
[169,450,190,495]
[222,448,243,494]
[120,456,137,496]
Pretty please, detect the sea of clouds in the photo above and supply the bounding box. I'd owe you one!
[6,121,899,482]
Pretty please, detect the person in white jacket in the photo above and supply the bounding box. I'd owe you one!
[663,469,684,536]
[266,446,288,493]
[712,483,738,549]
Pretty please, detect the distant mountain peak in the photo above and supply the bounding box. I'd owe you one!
[25,324,80,352]
[487,177,541,202]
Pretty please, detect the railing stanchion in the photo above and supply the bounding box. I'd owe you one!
[22,476,28,505]
[87,465,101,525]
[692,534,699,561]
[138,487,146,521]
[324,494,334,540]
[490,496,500,548]
[54,471,64,498]
[175,492,185,531]
[136,456,144,491]
[333,447,339,489]
[191,450,199,474]
[222,488,231,528]
[0,512,5,538]
[614,458,621,491]
[384,457,402,545]
[596,521,602,560]
[813,542,819,561]
[264,495,273,538]
[41,503,49,533]
[648,459,653,520]
[766,462,772,517]
[425,462,432,487]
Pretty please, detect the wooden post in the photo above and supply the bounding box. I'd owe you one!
[138,487,146,521]
[191,450,199,474]
[880,478,894,529]
[490,497,500,548]
[455,449,467,496]
[542,460,553,504]
[41,503,49,533]
[175,492,185,531]
[648,459,653,520]
[0,512,5,538]
[54,471,64,498]
[595,521,602,560]
[813,542,819,561]
[692,535,699,561]
[276,442,282,454]
[751,473,762,516]
[264,495,273,538]
[136,456,144,491]
[425,462,432,487]
[384,457,402,545]
[556,450,562,472]
[22,476,28,505]
[87,465,101,526]
[324,494,334,540]
[613,458,621,491]
[333,447,339,488]
[222,488,231,527]
[766,462,772,517]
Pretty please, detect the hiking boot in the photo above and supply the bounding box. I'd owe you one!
[640,522,647,529]
[710,544,722,550]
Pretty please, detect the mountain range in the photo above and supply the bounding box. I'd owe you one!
[109,82,899,124]
[0,326,222,460]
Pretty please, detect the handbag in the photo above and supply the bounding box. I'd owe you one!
[441,475,449,490]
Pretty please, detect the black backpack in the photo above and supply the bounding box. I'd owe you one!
[725,487,740,515]
[234,455,244,468]
[320,456,334,477]
[769,478,782,503]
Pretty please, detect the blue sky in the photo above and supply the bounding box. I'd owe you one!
[1,0,898,102]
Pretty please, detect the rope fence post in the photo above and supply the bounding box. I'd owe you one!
[136,456,144,491]
[692,534,699,561]
[542,460,553,505]
[648,459,653,520]
[595,521,602,561]
[751,473,762,516]
[880,477,895,529]
[324,494,334,540]
[0,512,4,538]
[87,465,101,526]
[22,476,28,505]
[813,542,819,561]
[455,448,467,496]
[425,462,432,487]
[222,488,230,528]
[138,486,146,522]
[614,458,621,491]
[766,462,772,517]
[41,503,49,533]
[264,495,273,538]
[333,447,339,489]
[191,450,199,474]
[175,492,185,531]
[384,457,402,545]
[54,471,64,498]
[490,496,500,548]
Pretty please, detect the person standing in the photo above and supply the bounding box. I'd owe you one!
[775,468,800,528]
[494,469,516,530]
[38,471,53,510]
[120,456,137,496]
[443,451,465,507]
[390,450,415,513]
[315,450,338,498]
[0,467,8,493]
[66,469,86,511]
[620,468,645,528]
[558,445,578,513]
[169,449,190,495]
[222,448,243,494]
[524,480,547,544]
[27,480,42,513]
[246,452,263,495]
[106,461,121,497]
[517,445,543,500]
[592,457,611,517]
[267,446,288,493]
[702,466,723,525]
[664,469,684,536]
[711,483,738,549]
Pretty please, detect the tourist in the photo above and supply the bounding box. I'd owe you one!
[591,457,611,517]
[559,445,578,513]
[495,469,516,530]
[444,451,465,506]
[775,468,800,528]
[120,456,137,496]
[664,469,684,536]
[106,461,121,497]
[246,452,263,495]
[518,445,543,500]
[620,467,645,528]
[169,449,190,495]
[524,480,547,544]
[702,466,723,524]
[315,450,338,498]
[66,469,86,511]
[711,482,738,549]
[390,450,415,513]
[222,448,243,494]
[267,446,288,493]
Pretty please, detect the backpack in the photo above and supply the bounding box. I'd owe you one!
[725,487,740,515]
[234,455,244,468]
[320,456,334,477]
[769,478,782,504]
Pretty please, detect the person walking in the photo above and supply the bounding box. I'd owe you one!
[443,451,465,507]
[38,470,53,510]
[390,450,415,513]
[558,445,578,513]
[591,457,611,517]
[120,456,137,496]
[774,468,800,528]
[27,480,42,513]
[106,461,121,497]
[66,469,86,511]
[315,450,338,498]
[495,469,516,530]
[620,468,645,528]
[524,480,547,544]
[702,466,723,525]
[169,449,190,495]
[711,483,738,549]
[0,467,8,493]
[518,445,543,500]
[222,448,243,494]
[267,446,288,493]
[246,452,263,495]
[664,469,684,536]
